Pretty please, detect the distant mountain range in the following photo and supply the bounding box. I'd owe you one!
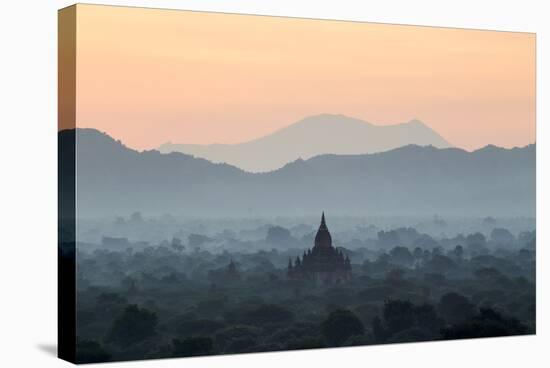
[158,114,452,172]
[60,129,535,218]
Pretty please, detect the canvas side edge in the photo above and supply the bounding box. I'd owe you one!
[58,4,77,364]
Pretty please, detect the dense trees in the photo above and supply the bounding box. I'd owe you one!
[389,246,414,267]
[242,304,294,326]
[74,221,535,361]
[383,300,415,334]
[321,309,365,346]
[106,305,158,346]
[442,308,528,339]
[266,226,294,245]
[76,340,111,364]
[172,337,213,357]
[438,292,476,325]
[372,300,443,343]
[490,228,515,245]
[176,319,226,337]
[214,325,260,352]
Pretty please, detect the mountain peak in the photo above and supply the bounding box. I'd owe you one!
[294,113,374,127]
[159,115,452,172]
[406,118,426,126]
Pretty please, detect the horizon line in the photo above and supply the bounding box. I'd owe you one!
[59,127,536,174]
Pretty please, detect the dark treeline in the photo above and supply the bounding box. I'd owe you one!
[74,223,535,363]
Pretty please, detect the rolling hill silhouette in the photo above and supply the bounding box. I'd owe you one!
[158,114,452,172]
[62,128,535,218]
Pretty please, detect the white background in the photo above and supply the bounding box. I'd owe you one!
[0,0,547,367]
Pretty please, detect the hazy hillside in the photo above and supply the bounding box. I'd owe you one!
[158,114,452,172]
[63,129,535,218]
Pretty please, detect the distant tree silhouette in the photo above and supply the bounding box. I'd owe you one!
[188,233,214,248]
[176,319,226,337]
[413,234,440,249]
[383,300,415,334]
[266,226,293,245]
[413,247,424,262]
[451,245,464,260]
[518,248,534,262]
[371,315,388,342]
[438,292,475,325]
[388,328,432,343]
[196,298,226,317]
[266,321,319,346]
[172,337,213,357]
[431,246,444,256]
[389,246,414,266]
[426,254,456,274]
[442,308,528,339]
[171,237,185,253]
[413,303,443,334]
[385,268,406,286]
[214,325,260,351]
[106,304,157,346]
[130,211,143,223]
[374,300,443,342]
[482,216,497,226]
[518,230,535,248]
[286,336,326,350]
[424,272,446,287]
[208,260,241,283]
[96,292,126,306]
[342,333,374,346]
[226,259,240,281]
[358,285,394,302]
[242,304,294,326]
[76,340,111,364]
[377,230,400,247]
[490,228,515,245]
[225,337,257,353]
[466,232,487,254]
[474,267,502,280]
[321,309,364,346]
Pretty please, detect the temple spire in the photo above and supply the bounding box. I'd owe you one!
[314,211,332,248]
[320,211,327,229]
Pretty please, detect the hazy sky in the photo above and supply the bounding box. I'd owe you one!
[64,4,535,151]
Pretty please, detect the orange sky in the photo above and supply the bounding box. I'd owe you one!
[64,4,536,151]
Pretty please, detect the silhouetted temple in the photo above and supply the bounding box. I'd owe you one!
[208,259,241,284]
[288,212,351,284]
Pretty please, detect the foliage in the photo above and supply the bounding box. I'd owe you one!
[74,220,535,362]
[76,340,111,364]
[214,325,260,351]
[172,337,213,357]
[106,304,157,346]
[241,304,294,326]
[442,308,528,339]
[321,309,365,346]
[383,300,415,334]
[438,292,475,325]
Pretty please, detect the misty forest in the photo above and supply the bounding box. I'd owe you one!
[58,120,536,363]
[61,211,535,363]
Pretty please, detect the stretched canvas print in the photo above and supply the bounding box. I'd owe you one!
[58,4,536,364]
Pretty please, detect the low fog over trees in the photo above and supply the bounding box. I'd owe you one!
[70,213,535,362]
